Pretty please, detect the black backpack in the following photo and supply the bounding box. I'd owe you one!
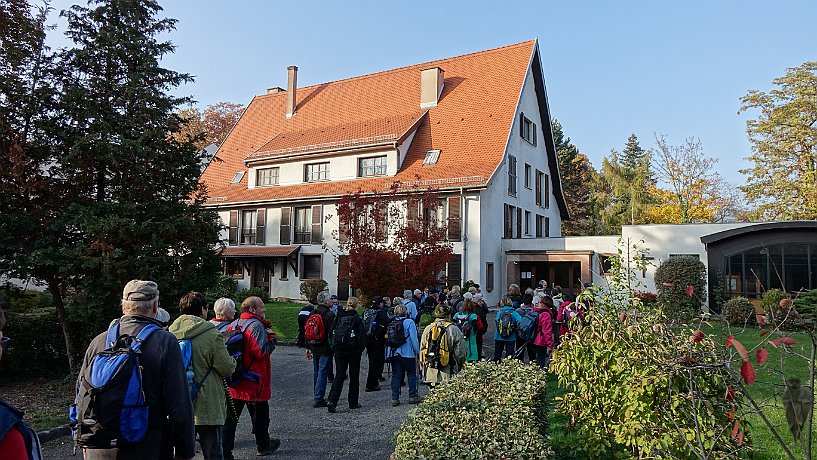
[385,317,408,348]
[222,319,261,387]
[332,315,359,352]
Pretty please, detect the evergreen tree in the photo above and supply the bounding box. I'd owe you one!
[596,134,654,233]
[551,119,600,235]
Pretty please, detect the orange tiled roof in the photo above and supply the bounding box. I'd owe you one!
[200,40,536,205]
[220,246,300,257]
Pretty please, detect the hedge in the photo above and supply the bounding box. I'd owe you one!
[392,359,549,460]
[0,309,69,379]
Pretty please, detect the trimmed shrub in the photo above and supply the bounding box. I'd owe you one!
[721,297,755,327]
[204,275,237,304]
[235,286,270,305]
[653,256,706,320]
[794,289,817,325]
[392,359,549,460]
[0,309,69,379]
[299,279,328,304]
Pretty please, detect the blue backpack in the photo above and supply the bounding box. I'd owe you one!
[178,339,212,401]
[70,322,159,449]
[0,397,43,460]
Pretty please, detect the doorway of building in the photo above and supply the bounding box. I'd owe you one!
[519,261,582,296]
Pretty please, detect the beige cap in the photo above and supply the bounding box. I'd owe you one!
[122,280,159,301]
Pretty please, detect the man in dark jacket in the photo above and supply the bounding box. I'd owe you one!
[326,297,366,412]
[78,280,195,460]
[296,303,314,348]
[307,291,336,407]
[364,296,389,392]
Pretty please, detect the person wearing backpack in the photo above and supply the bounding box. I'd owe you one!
[364,296,389,392]
[326,297,366,413]
[452,295,479,362]
[0,309,44,460]
[306,291,337,407]
[74,280,195,460]
[222,296,280,459]
[514,293,536,362]
[472,293,489,359]
[384,303,421,406]
[169,292,237,460]
[507,284,523,309]
[420,304,466,385]
[210,297,236,332]
[531,295,555,369]
[557,299,586,338]
[493,296,523,361]
[402,289,418,321]
[296,303,315,348]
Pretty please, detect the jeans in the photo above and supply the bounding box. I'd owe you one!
[390,357,418,401]
[533,345,551,369]
[222,400,270,456]
[365,341,385,390]
[196,425,223,460]
[328,353,361,406]
[493,339,516,361]
[313,353,332,402]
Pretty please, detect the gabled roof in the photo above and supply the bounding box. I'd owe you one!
[199,40,567,218]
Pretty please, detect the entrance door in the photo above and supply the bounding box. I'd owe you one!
[251,259,271,291]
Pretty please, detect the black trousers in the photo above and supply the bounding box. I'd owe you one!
[515,338,535,362]
[222,399,270,455]
[328,353,361,406]
[366,341,385,390]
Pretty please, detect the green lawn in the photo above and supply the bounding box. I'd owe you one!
[547,322,815,459]
[263,301,306,342]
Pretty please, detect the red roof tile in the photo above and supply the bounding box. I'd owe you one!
[220,246,300,257]
[200,41,536,205]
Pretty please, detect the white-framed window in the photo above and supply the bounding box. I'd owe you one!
[241,210,257,245]
[508,155,517,196]
[294,206,311,244]
[423,149,441,165]
[520,113,536,145]
[358,156,387,177]
[256,167,279,186]
[304,162,329,182]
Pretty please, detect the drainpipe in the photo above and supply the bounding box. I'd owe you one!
[460,187,468,281]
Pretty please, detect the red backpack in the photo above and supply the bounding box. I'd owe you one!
[305,312,327,345]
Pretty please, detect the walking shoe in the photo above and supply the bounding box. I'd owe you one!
[409,397,422,404]
[349,403,362,409]
[313,400,328,408]
[257,438,281,456]
[364,386,381,392]
[327,402,336,413]
[224,453,235,460]
[391,399,401,407]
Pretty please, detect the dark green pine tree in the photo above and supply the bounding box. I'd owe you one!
[49,0,221,366]
[597,134,655,233]
[551,119,601,236]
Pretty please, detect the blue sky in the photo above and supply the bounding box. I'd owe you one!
[45,1,816,184]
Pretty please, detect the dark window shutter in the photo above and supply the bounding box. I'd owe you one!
[519,112,525,137]
[545,174,550,208]
[228,210,238,245]
[378,206,388,242]
[516,208,522,238]
[448,254,462,286]
[280,207,291,245]
[311,205,323,244]
[447,196,461,242]
[407,200,419,230]
[486,262,494,292]
[535,170,542,206]
[503,204,511,238]
[533,122,537,146]
[545,217,550,237]
[339,217,349,245]
[256,208,266,245]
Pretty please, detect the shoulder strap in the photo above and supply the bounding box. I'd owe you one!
[130,324,160,353]
[105,322,121,350]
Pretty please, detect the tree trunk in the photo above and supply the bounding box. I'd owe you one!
[49,278,79,372]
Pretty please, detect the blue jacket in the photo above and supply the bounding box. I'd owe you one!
[385,316,420,359]
[493,306,523,342]
[403,298,418,321]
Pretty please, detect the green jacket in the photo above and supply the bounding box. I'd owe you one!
[169,314,236,426]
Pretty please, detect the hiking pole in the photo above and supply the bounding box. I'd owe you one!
[513,341,531,359]
[223,378,238,422]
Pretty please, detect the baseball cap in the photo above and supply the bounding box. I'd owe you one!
[122,280,159,301]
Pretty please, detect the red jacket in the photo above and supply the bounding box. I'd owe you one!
[228,312,275,402]
[531,307,554,349]
[557,302,585,336]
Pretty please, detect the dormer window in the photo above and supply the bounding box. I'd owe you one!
[231,171,245,184]
[520,112,536,146]
[256,167,279,186]
[358,156,387,177]
[423,149,441,165]
[304,162,329,182]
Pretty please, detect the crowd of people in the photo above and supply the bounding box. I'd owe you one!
[0,277,591,460]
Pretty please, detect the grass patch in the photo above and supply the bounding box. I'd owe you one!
[0,376,74,432]
[264,301,306,342]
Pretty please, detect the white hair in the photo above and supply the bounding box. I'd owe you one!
[413,289,422,296]
[317,290,332,305]
[121,298,158,316]
[403,289,413,298]
[213,298,236,319]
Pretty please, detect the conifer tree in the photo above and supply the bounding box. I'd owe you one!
[551,119,599,235]
[596,134,654,233]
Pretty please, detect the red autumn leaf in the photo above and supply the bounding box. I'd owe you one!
[731,420,740,439]
[690,329,704,343]
[738,430,744,446]
[756,348,768,366]
[779,298,792,308]
[725,386,735,401]
[728,407,735,420]
[685,285,695,296]
[741,361,756,385]
[725,335,734,348]
[729,337,750,362]
[770,337,797,347]
[756,314,767,326]
[662,282,673,287]
[759,329,771,337]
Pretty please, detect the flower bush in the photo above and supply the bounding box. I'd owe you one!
[392,359,549,460]
[721,297,756,327]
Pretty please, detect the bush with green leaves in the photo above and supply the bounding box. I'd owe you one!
[551,308,742,459]
[654,256,707,320]
[234,286,270,304]
[0,309,69,379]
[721,296,756,327]
[299,279,328,304]
[794,289,817,325]
[204,274,237,304]
[392,359,549,460]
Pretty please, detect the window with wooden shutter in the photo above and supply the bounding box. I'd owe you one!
[228,210,238,246]
[376,204,388,243]
[503,204,512,238]
[545,217,550,237]
[486,262,494,292]
[407,200,419,230]
[280,207,291,245]
[256,209,266,245]
[447,196,461,242]
[311,205,323,244]
[516,207,522,238]
[544,174,550,209]
[447,254,462,287]
[535,170,542,207]
[338,217,349,245]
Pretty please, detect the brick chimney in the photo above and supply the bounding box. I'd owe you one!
[420,67,444,108]
[286,65,298,118]
[267,86,284,94]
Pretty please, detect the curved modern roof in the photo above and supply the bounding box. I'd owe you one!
[700,221,817,245]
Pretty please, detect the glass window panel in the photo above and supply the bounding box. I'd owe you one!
[727,254,743,295]
[768,245,783,290]
[743,248,767,299]
[811,244,817,290]
[784,244,810,292]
